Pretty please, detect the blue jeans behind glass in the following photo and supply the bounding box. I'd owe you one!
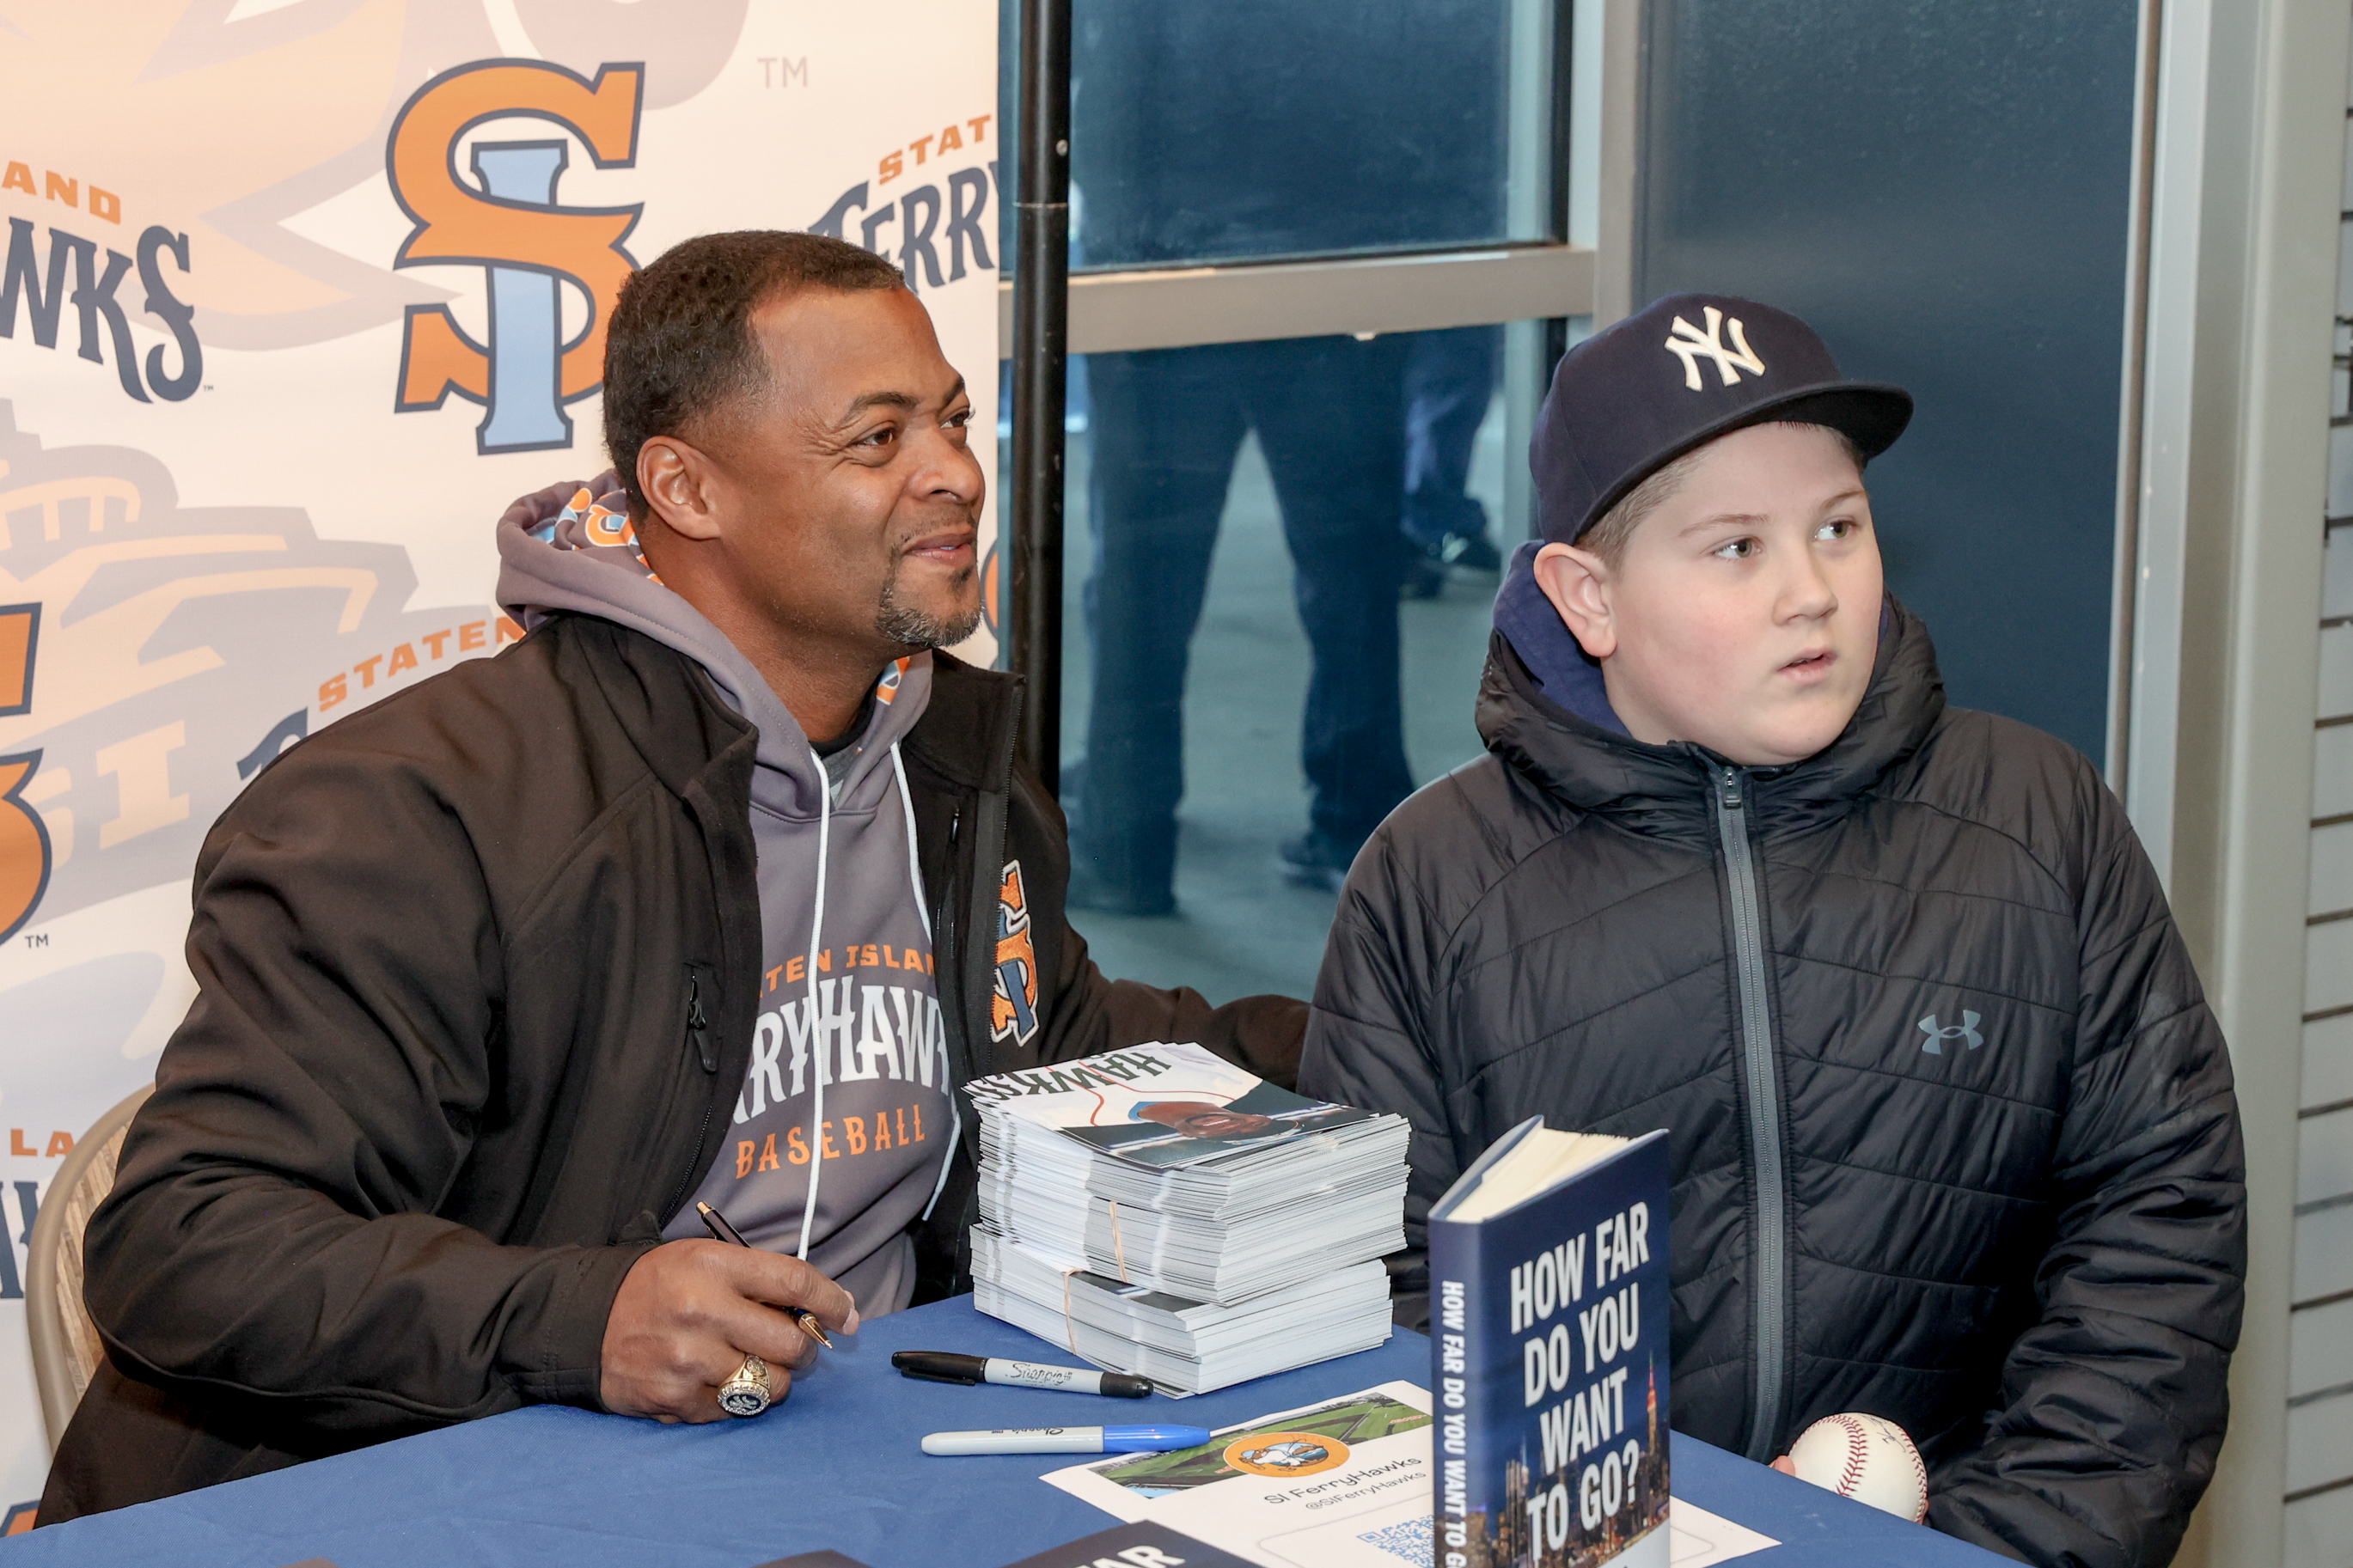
[1073,336,1415,900]
[1402,326,1503,553]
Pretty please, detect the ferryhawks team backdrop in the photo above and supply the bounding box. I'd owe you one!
[0,0,999,1521]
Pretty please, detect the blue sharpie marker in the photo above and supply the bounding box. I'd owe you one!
[920,1425,1212,1456]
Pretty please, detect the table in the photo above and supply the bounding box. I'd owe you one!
[2,1298,2007,1566]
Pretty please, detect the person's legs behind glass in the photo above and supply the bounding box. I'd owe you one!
[1067,345,1248,914]
[1242,334,1416,889]
[1400,326,1504,598]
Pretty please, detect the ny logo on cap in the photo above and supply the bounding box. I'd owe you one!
[1664,307,1767,391]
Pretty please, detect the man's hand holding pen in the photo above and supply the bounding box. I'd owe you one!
[599,1235,859,1423]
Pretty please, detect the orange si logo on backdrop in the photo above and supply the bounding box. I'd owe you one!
[387,59,645,455]
[0,603,47,943]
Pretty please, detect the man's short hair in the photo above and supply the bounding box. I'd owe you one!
[1578,421,1867,569]
[603,231,905,516]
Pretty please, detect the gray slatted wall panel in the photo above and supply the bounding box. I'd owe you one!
[2285,35,2353,1557]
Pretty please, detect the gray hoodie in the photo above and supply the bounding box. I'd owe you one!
[497,478,956,1319]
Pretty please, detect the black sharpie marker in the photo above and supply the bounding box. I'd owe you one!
[892,1351,1154,1399]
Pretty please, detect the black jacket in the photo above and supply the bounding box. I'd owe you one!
[1299,605,2243,1568]
[44,614,1303,1522]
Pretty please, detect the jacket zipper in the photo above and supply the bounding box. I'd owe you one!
[948,684,1019,1093]
[932,804,964,1055]
[660,967,721,1220]
[1711,763,1788,1462]
[922,692,1018,1291]
[684,972,716,1071]
[961,784,1011,1084]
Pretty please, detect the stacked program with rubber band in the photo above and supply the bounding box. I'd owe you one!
[964,1040,1411,1395]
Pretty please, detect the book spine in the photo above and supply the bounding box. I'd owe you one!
[1429,1217,1482,1568]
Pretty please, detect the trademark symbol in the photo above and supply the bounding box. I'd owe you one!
[21,932,46,948]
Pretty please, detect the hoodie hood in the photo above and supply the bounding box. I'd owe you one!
[495,474,933,818]
[1491,540,1631,736]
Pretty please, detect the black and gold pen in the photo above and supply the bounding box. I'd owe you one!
[696,1199,835,1349]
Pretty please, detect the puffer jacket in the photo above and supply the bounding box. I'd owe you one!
[1299,601,2244,1568]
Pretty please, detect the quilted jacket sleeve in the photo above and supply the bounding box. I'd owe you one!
[1927,773,2246,1568]
[1297,823,1458,1331]
[1040,919,1308,1087]
[83,741,652,1446]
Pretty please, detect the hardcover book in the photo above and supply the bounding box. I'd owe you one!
[1428,1120,1672,1568]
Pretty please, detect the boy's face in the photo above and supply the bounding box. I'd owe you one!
[1534,422,1882,767]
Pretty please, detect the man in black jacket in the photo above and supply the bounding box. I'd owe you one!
[1299,295,2244,1568]
[42,232,1303,1521]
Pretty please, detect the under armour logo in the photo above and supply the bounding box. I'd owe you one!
[1917,1011,1983,1055]
[1664,307,1767,390]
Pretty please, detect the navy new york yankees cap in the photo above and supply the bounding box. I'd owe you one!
[1531,293,1914,546]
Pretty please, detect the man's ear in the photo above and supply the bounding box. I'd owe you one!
[639,435,724,543]
[1533,541,1618,660]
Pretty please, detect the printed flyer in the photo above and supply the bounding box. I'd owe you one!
[1042,1382,1439,1568]
[1041,1378,1779,1568]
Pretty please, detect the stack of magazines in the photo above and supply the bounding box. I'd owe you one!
[965,1040,1411,1395]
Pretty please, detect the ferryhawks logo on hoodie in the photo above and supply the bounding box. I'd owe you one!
[990,859,1039,1046]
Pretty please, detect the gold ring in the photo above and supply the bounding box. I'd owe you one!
[717,1353,771,1417]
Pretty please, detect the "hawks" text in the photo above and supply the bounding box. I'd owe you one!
[964,1046,1175,1102]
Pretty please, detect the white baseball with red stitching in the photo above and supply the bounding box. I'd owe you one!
[1788,1412,1929,1523]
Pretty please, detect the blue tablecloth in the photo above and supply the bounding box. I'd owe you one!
[3,1298,2005,1566]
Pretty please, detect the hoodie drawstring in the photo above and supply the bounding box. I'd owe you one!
[892,742,962,1223]
[794,749,835,1260]
[799,739,961,1259]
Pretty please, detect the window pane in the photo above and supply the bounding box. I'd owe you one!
[1065,0,1561,269]
[1042,323,1553,1003]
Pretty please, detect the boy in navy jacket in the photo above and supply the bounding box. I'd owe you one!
[1301,296,2244,1568]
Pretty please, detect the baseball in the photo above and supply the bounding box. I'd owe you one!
[1787,1412,1929,1522]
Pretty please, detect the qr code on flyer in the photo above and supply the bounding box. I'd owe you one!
[1358,1514,1433,1565]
